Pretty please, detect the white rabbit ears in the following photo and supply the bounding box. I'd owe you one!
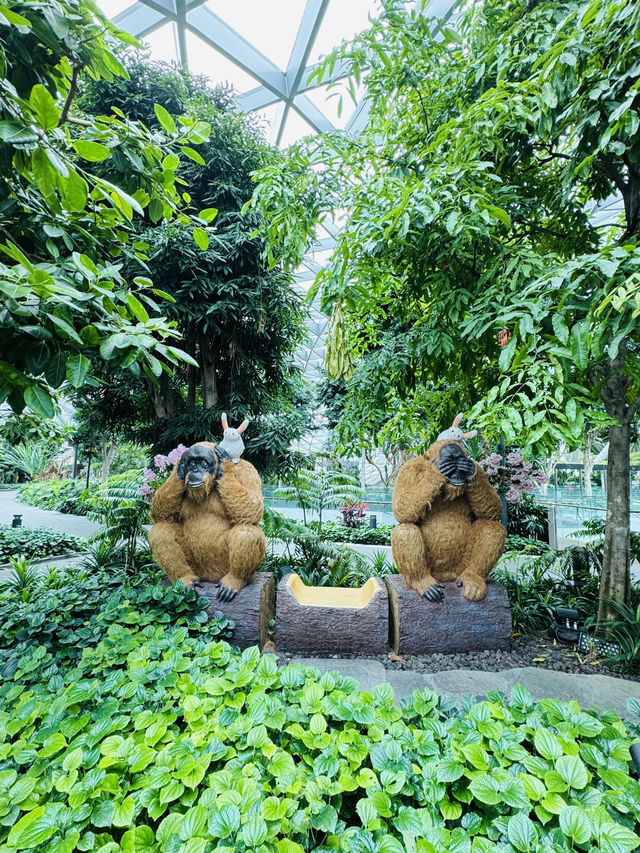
[452,413,477,439]
[221,412,250,434]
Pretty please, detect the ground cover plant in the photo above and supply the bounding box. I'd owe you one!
[1,563,640,853]
[0,527,86,564]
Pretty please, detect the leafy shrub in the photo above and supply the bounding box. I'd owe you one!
[18,479,94,515]
[507,494,549,541]
[0,596,639,851]
[0,564,233,689]
[310,521,394,546]
[0,525,87,563]
[504,534,550,554]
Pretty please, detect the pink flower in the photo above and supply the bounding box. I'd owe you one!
[506,486,521,503]
[167,444,188,465]
[143,467,157,482]
[138,483,153,497]
[154,454,168,471]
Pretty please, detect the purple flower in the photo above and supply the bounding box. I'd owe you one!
[167,444,188,465]
[506,486,521,503]
[138,483,153,497]
[154,454,168,471]
[143,467,157,482]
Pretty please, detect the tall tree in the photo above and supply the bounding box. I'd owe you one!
[0,0,208,418]
[250,0,640,621]
[81,57,312,473]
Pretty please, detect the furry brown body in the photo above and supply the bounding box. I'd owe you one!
[149,442,266,595]
[391,439,505,601]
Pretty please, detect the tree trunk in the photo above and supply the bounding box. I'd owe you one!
[200,336,217,410]
[186,366,197,409]
[148,373,177,420]
[582,429,596,498]
[598,420,630,624]
[598,342,634,627]
[100,436,118,483]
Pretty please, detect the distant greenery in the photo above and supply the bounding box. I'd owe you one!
[19,479,95,515]
[309,521,395,546]
[0,526,86,563]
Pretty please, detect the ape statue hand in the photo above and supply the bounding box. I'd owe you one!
[435,443,476,486]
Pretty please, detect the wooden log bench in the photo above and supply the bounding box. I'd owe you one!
[275,573,389,654]
[168,573,275,650]
[386,577,512,655]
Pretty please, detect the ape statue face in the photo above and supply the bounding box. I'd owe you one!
[178,443,228,497]
[426,440,477,487]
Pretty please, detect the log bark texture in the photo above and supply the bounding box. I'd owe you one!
[276,573,389,654]
[196,572,275,650]
[386,577,511,655]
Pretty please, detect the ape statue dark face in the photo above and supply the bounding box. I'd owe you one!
[431,440,476,487]
[177,444,228,492]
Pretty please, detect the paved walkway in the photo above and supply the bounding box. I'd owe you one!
[292,657,640,718]
[0,489,99,537]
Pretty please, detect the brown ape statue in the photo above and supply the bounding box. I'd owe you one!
[148,442,266,601]
[391,419,505,602]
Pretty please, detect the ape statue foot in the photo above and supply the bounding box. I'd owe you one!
[424,583,445,602]
[217,583,237,602]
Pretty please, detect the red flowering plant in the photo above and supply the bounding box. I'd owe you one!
[339,499,369,528]
[478,449,548,504]
[138,444,189,502]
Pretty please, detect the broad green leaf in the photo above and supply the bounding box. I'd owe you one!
[556,754,588,789]
[72,140,110,162]
[8,807,58,849]
[112,797,135,827]
[180,806,207,840]
[507,813,538,852]
[469,775,501,805]
[182,146,206,165]
[310,804,338,833]
[551,313,569,344]
[0,120,38,145]
[66,354,91,388]
[24,385,55,418]
[30,84,59,130]
[126,293,149,323]
[208,804,240,838]
[559,806,591,845]
[154,103,176,134]
[570,321,589,371]
[599,821,640,853]
[534,728,562,760]
[193,227,209,251]
[240,814,268,847]
[498,334,517,371]
[198,207,218,222]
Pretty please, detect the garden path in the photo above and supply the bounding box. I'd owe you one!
[0,488,99,537]
[291,657,640,717]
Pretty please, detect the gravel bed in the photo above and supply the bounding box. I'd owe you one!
[275,632,639,682]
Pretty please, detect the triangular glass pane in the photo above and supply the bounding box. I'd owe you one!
[204,0,305,70]
[307,0,377,66]
[140,22,178,65]
[98,0,136,18]
[184,29,262,92]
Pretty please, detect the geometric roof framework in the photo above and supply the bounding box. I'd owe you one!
[100,0,460,384]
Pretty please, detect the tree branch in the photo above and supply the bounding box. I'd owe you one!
[58,66,81,126]
[595,153,628,195]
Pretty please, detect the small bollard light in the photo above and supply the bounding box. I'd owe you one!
[369,514,377,529]
[631,743,640,777]
[11,514,22,528]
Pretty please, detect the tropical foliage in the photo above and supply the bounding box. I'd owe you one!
[250,0,640,621]
[1,564,640,852]
[0,0,214,419]
[77,56,312,472]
